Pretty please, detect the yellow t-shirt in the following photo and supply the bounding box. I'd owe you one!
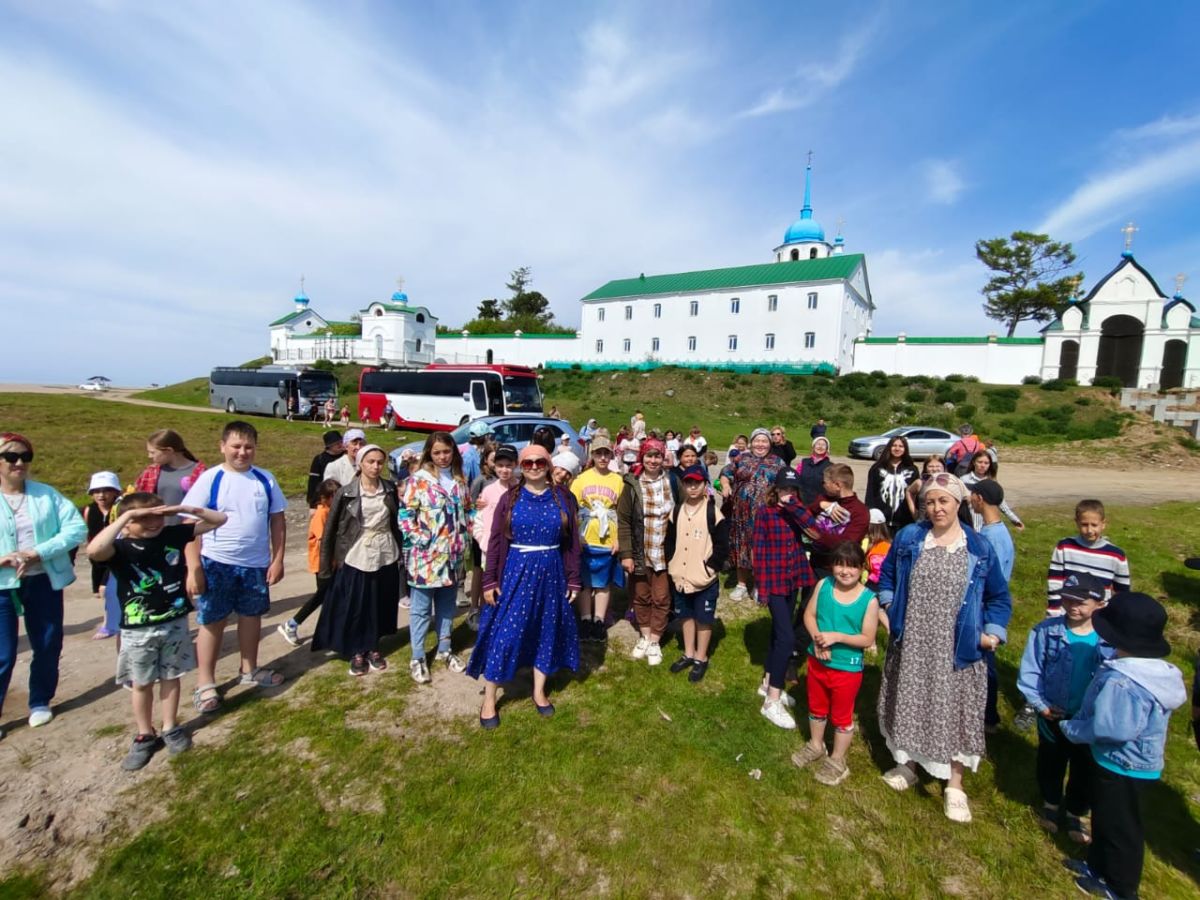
[571,469,623,549]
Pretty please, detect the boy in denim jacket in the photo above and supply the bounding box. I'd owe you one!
[1061,592,1186,900]
[1017,573,1113,843]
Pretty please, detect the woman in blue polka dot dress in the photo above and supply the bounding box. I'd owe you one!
[468,444,582,728]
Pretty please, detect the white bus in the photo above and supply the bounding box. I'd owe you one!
[209,365,338,418]
[358,364,543,430]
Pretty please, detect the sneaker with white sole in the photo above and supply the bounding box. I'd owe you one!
[631,636,649,660]
[277,619,302,646]
[399,596,412,610]
[757,683,796,709]
[760,698,797,730]
[28,707,53,728]
[728,584,749,602]
[435,651,466,673]
[645,642,663,666]
[409,659,431,684]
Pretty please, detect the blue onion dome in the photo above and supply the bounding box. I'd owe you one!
[391,291,409,304]
[294,290,309,307]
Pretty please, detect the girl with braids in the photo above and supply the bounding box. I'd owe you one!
[467,444,582,728]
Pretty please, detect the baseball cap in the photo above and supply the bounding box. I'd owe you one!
[493,443,518,463]
[468,420,494,439]
[868,508,886,525]
[88,471,121,494]
[1059,572,1108,604]
[590,435,613,453]
[680,464,708,482]
[343,428,366,443]
[775,468,800,489]
[322,430,343,448]
[968,479,1004,506]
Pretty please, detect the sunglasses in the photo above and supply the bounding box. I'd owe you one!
[0,451,33,464]
[519,458,549,471]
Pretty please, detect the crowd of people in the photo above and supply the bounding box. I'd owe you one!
[0,408,1194,900]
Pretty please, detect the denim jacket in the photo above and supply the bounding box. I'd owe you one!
[877,521,1011,670]
[1017,618,1114,714]
[1060,657,1186,778]
[0,480,87,593]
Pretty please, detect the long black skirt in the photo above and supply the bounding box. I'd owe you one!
[311,561,400,657]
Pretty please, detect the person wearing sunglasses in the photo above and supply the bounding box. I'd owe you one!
[874,471,1012,824]
[468,444,582,728]
[0,432,87,734]
[769,425,796,467]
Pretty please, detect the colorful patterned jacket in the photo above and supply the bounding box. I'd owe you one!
[399,467,469,587]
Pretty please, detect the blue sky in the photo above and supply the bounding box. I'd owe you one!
[3,0,1200,384]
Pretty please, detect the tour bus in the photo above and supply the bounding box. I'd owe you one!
[209,365,338,418]
[358,364,544,430]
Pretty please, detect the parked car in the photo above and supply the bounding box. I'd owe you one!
[78,376,111,392]
[848,426,958,461]
[389,415,585,478]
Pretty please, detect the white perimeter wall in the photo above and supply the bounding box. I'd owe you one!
[434,336,584,367]
[851,340,1043,384]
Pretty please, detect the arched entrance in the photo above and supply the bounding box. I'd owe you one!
[1161,339,1187,391]
[1094,315,1143,387]
[486,349,494,364]
[1058,340,1079,381]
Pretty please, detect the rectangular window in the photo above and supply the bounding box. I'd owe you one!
[595,339,604,353]
[728,334,738,351]
[598,308,605,322]
[730,297,740,314]
[765,333,775,350]
[625,305,633,320]
[651,337,660,352]
[687,336,697,351]
[807,292,818,310]
[768,294,778,312]
[804,332,815,349]
[689,300,699,316]
[653,303,662,318]
[622,338,631,353]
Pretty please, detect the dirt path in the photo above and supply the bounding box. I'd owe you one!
[0,383,223,415]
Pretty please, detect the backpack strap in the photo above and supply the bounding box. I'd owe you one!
[207,467,274,519]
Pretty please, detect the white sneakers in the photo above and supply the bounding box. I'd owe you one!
[409,659,431,684]
[28,707,53,728]
[631,637,663,666]
[760,698,796,729]
[435,651,466,674]
[758,683,796,709]
[728,584,750,602]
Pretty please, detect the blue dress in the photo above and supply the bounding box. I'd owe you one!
[467,487,579,682]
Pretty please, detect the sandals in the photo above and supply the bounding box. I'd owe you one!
[881,764,919,791]
[240,666,285,687]
[944,787,972,823]
[193,684,221,714]
[1065,813,1091,844]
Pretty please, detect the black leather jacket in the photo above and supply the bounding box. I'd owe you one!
[319,477,402,579]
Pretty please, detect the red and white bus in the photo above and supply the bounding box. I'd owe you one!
[358,364,544,430]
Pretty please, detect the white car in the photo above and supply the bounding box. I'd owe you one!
[78,377,111,392]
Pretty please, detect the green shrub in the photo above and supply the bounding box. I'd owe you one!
[1022,375,1043,385]
[570,363,582,370]
[901,375,934,387]
[956,404,977,421]
[934,385,968,405]
[1040,378,1076,392]
[311,359,335,372]
[945,373,966,383]
[963,375,980,383]
[904,388,926,403]
[1091,375,1124,391]
[983,387,1020,414]
[1074,396,1091,406]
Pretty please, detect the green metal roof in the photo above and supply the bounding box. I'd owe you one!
[360,303,436,317]
[582,254,864,301]
[269,309,313,327]
[859,336,1043,345]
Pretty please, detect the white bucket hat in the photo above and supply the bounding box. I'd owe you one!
[88,471,121,493]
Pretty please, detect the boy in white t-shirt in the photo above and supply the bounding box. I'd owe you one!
[181,421,288,713]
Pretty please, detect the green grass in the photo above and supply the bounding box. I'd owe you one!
[132,377,211,407]
[3,502,1197,898]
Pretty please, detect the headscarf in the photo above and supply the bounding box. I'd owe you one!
[639,437,666,461]
[355,443,385,466]
[519,443,552,465]
[810,436,830,459]
[919,472,968,504]
[551,451,581,476]
[749,428,772,457]
[0,432,33,453]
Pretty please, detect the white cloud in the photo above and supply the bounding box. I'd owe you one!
[1038,137,1200,240]
[921,159,966,205]
[868,248,1007,337]
[1116,112,1200,142]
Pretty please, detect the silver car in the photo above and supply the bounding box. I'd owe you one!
[848,426,958,461]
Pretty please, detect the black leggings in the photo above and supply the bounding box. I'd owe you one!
[293,576,331,626]
[764,593,797,690]
[1036,721,1092,814]
[90,562,109,594]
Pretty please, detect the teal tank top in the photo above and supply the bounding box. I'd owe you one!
[808,579,874,672]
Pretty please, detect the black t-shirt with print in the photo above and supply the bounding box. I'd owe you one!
[109,524,196,628]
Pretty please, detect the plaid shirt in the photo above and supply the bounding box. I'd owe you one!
[134,460,207,495]
[752,501,817,600]
[640,472,673,572]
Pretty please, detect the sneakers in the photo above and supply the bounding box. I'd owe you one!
[760,698,797,730]
[1065,813,1092,845]
[757,683,796,709]
[456,593,471,608]
[350,654,369,677]
[367,651,388,672]
[278,619,302,646]
[435,651,466,673]
[791,743,828,769]
[814,756,850,786]
[1013,705,1038,731]
[728,584,750,602]
[592,619,607,642]
[161,726,192,755]
[467,610,481,632]
[631,637,649,660]
[688,660,709,683]
[669,655,695,674]
[28,707,53,728]
[121,733,160,771]
[399,595,412,610]
[645,642,663,666]
[409,659,431,684]
[1074,875,1120,898]
[1037,803,1060,833]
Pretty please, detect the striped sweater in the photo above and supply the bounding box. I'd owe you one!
[1046,536,1131,609]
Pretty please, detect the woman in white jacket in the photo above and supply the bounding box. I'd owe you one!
[0,432,87,734]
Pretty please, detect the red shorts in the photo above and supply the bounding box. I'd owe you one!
[806,656,863,730]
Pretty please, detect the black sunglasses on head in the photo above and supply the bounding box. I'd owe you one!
[0,451,33,464]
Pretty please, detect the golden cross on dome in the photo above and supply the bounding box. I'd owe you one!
[1121,221,1138,251]
[1176,273,1188,295]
